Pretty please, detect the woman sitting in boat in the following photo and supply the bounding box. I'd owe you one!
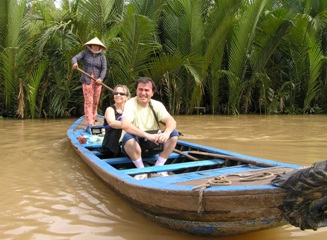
[100,85,131,157]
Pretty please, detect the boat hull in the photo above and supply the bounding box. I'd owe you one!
[67,116,302,237]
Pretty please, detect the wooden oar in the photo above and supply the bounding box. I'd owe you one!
[173,149,199,161]
[75,67,114,93]
[188,151,275,167]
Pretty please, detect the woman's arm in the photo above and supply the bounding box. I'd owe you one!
[104,107,122,129]
[99,55,107,80]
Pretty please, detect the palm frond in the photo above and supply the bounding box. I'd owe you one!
[79,0,119,36]
[130,0,166,22]
[251,8,293,73]
[27,60,47,119]
[303,33,323,112]
[204,0,241,113]
[287,14,312,103]
[228,0,272,114]
[109,4,161,87]
[204,0,240,72]
[161,0,205,56]
[0,0,27,112]
[219,70,241,114]
[0,0,8,48]
[229,0,272,78]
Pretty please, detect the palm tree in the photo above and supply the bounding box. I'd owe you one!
[108,3,162,90]
[116,0,203,114]
[279,0,327,113]
[155,0,207,114]
[2,0,327,118]
[0,0,29,118]
[24,0,80,118]
[24,0,126,117]
[203,0,241,114]
[225,0,276,114]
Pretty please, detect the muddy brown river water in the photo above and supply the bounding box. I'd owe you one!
[1,115,326,240]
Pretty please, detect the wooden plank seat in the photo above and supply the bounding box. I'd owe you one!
[101,152,183,165]
[120,159,225,175]
[156,164,262,184]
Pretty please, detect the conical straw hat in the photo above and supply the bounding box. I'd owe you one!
[84,37,106,50]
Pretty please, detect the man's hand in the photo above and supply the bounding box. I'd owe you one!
[155,131,169,144]
[144,131,161,145]
[72,63,78,69]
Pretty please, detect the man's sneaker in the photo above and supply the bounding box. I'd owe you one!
[150,172,169,178]
[134,174,148,180]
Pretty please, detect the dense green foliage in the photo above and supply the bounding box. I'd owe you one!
[1,0,327,118]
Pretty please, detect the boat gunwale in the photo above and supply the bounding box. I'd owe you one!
[67,117,302,193]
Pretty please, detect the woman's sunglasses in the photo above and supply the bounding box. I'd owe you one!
[113,92,126,96]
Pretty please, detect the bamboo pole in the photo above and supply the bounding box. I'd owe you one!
[75,67,114,92]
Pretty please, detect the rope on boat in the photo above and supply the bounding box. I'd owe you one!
[237,171,275,182]
[197,187,205,215]
[193,176,232,215]
[192,176,232,191]
[192,172,275,215]
[193,171,275,191]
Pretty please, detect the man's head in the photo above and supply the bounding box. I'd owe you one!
[134,77,156,107]
[134,77,156,92]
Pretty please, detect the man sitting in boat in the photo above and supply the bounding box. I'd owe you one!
[121,77,179,180]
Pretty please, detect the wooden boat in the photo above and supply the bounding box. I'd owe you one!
[67,115,323,237]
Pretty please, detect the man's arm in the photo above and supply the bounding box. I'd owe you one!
[121,116,148,138]
[161,115,176,135]
[121,115,166,143]
[155,115,176,143]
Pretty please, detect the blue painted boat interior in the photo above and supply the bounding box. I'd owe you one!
[67,116,302,192]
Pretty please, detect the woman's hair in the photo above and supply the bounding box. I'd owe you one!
[114,84,131,99]
[134,77,156,92]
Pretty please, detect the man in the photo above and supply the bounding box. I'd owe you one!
[121,77,179,180]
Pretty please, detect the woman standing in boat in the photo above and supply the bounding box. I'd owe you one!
[100,85,131,157]
[72,37,107,133]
